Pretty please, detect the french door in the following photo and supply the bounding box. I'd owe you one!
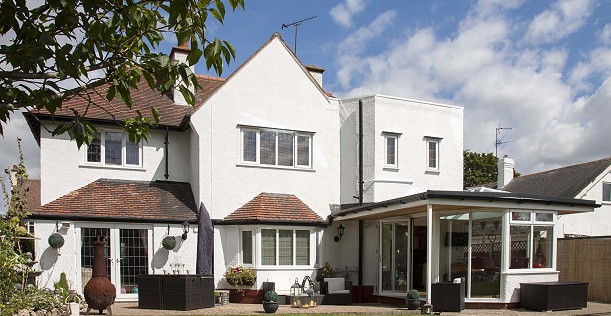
[380,221,411,293]
[77,224,153,301]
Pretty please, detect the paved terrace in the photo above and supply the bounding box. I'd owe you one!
[113,302,611,315]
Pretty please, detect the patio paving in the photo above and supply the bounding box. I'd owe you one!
[111,301,611,315]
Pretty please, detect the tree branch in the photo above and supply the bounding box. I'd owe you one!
[0,61,115,80]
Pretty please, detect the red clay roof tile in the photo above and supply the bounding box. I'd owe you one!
[224,192,324,224]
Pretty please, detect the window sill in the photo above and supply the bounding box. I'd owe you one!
[236,163,316,172]
[602,201,611,205]
[254,266,317,271]
[383,166,399,171]
[425,169,440,175]
[79,164,145,171]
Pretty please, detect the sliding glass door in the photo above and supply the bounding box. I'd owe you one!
[380,221,410,293]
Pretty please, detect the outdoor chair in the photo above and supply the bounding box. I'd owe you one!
[319,278,352,305]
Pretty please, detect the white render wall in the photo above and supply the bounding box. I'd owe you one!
[340,95,463,204]
[39,125,191,205]
[558,171,611,237]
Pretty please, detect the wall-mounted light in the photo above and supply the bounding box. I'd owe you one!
[334,224,345,242]
[182,220,190,240]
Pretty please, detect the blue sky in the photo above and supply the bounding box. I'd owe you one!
[2,0,611,190]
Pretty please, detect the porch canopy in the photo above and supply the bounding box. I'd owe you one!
[331,190,599,302]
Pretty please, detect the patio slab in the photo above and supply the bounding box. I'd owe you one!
[111,301,611,315]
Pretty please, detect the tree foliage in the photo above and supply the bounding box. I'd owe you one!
[0,0,244,146]
[463,150,498,189]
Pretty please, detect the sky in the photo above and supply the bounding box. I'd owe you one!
[1,0,611,188]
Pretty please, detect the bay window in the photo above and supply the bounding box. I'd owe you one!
[85,131,142,167]
[252,228,311,266]
[240,127,312,168]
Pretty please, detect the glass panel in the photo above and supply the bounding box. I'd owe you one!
[261,229,276,265]
[80,228,111,292]
[297,135,310,166]
[440,213,469,284]
[428,141,437,169]
[470,212,501,298]
[512,211,531,221]
[260,131,276,165]
[242,231,253,265]
[533,226,553,268]
[119,229,149,294]
[386,137,396,166]
[125,139,139,165]
[535,213,553,222]
[394,223,409,293]
[87,133,101,163]
[603,183,610,202]
[243,131,257,162]
[105,132,123,165]
[279,230,293,265]
[295,230,310,265]
[510,225,531,269]
[381,223,392,291]
[277,132,294,166]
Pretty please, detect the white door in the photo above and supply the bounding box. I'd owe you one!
[77,224,153,301]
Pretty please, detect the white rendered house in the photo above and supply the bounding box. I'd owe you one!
[23,33,598,306]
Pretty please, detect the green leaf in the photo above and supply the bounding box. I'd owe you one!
[106,85,116,101]
[151,106,160,124]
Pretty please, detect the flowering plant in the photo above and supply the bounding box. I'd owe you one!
[315,262,335,281]
[224,265,256,287]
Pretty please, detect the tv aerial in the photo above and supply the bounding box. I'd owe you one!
[495,125,514,157]
[282,16,317,56]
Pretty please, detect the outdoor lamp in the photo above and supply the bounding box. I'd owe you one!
[181,220,190,240]
[334,223,345,242]
[421,302,433,314]
[290,278,303,308]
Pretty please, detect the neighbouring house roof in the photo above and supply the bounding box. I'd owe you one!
[502,157,611,198]
[29,178,197,223]
[218,192,326,226]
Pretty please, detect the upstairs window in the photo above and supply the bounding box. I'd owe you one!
[86,131,142,167]
[384,133,399,168]
[425,137,440,171]
[603,182,611,202]
[240,127,312,169]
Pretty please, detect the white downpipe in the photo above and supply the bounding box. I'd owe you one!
[426,204,433,303]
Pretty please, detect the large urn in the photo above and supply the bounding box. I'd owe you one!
[84,236,116,314]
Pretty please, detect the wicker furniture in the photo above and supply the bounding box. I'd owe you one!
[431,282,465,312]
[138,275,214,310]
[520,282,588,311]
[320,278,352,305]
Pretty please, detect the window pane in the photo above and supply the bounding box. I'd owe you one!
[87,133,101,163]
[386,137,396,166]
[296,230,310,265]
[242,231,253,265]
[532,226,553,268]
[297,135,310,166]
[105,132,122,165]
[604,183,611,202]
[510,225,531,269]
[470,212,502,298]
[428,141,437,169]
[279,230,293,265]
[243,131,257,162]
[261,229,276,265]
[278,132,294,166]
[260,131,276,165]
[126,139,139,165]
[535,213,553,222]
[512,211,531,221]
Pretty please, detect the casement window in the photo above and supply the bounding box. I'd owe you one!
[384,133,399,168]
[241,230,253,265]
[425,137,440,171]
[85,131,142,167]
[603,182,611,202]
[260,229,311,266]
[240,127,312,168]
[509,211,555,269]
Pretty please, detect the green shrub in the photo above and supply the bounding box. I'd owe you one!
[316,262,335,281]
[263,290,278,302]
[162,235,177,250]
[406,289,420,299]
[224,265,256,287]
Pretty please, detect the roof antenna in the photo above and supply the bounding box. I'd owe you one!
[282,16,317,56]
[495,125,514,157]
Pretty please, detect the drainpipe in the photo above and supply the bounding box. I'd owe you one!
[358,99,364,299]
[164,127,169,179]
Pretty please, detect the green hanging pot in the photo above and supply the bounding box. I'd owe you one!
[162,235,176,250]
[48,232,65,249]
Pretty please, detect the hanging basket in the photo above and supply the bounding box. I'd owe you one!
[162,236,177,250]
[48,232,65,249]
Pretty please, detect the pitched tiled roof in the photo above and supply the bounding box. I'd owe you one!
[30,179,197,222]
[223,193,325,225]
[26,179,41,212]
[502,157,611,198]
[31,75,224,128]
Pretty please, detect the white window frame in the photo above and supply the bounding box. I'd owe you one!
[425,137,440,172]
[254,227,316,268]
[84,130,143,168]
[383,133,399,169]
[509,210,556,270]
[240,229,254,266]
[603,182,611,203]
[239,127,313,169]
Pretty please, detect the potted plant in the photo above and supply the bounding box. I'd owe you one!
[48,232,64,249]
[162,235,176,250]
[262,290,279,313]
[406,289,421,310]
[224,265,256,296]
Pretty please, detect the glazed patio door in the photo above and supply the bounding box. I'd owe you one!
[79,224,152,301]
[380,221,411,293]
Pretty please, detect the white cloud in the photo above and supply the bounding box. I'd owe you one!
[330,0,367,28]
[599,24,611,45]
[524,0,595,44]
